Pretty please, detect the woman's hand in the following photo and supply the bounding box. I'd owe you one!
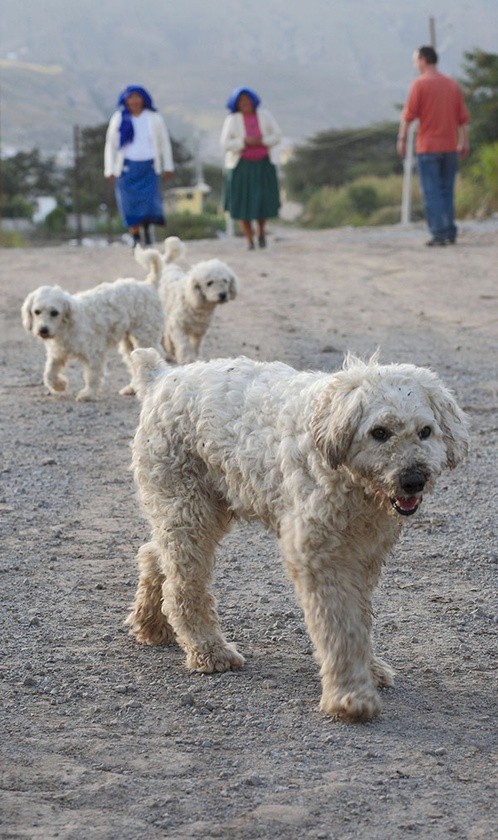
[244,136,262,147]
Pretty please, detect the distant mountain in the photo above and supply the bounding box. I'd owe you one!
[2,0,497,161]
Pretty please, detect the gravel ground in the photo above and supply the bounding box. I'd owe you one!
[1,222,497,839]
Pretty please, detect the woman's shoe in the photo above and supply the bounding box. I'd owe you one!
[248,241,255,250]
[258,235,266,248]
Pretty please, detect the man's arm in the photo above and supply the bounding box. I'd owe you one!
[457,123,469,158]
[396,119,410,157]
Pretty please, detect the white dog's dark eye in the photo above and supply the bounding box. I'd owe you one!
[206,280,214,287]
[370,427,392,442]
[50,309,60,317]
[419,426,432,439]
[34,309,41,315]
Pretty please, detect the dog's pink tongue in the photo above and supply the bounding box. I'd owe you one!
[397,496,419,512]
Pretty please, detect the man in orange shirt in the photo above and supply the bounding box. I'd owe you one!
[397,46,469,246]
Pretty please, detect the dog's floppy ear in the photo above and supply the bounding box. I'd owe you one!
[58,290,74,327]
[186,268,207,307]
[21,292,35,332]
[228,272,239,300]
[424,377,469,468]
[311,374,364,468]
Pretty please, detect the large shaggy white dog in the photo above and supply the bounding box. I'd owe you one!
[21,255,164,401]
[126,349,469,723]
[135,237,238,364]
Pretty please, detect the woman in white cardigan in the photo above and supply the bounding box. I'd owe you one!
[220,86,281,249]
[104,85,174,247]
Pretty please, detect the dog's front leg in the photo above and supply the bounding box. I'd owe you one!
[283,536,381,723]
[168,326,197,364]
[76,359,104,401]
[44,348,68,394]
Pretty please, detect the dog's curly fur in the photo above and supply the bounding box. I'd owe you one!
[135,237,238,364]
[21,255,164,401]
[126,348,469,723]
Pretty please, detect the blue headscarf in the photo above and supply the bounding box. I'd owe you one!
[226,86,261,113]
[116,85,157,148]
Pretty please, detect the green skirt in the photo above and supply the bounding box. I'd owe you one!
[223,157,280,221]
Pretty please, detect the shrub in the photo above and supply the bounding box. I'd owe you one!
[298,173,427,229]
[368,205,401,226]
[0,230,26,247]
[43,205,67,232]
[470,142,498,211]
[347,183,380,216]
[165,212,226,240]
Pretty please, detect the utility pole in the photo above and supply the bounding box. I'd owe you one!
[73,125,83,246]
[400,17,437,226]
[429,16,436,49]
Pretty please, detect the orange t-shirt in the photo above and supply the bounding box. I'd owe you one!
[402,70,469,154]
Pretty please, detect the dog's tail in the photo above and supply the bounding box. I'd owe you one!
[134,245,163,287]
[130,348,170,401]
[164,236,186,264]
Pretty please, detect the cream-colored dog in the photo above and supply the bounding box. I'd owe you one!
[21,255,164,401]
[126,349,468,723]
[135,237,238,364]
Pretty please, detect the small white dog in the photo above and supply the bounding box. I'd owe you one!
[126,349,469,723]
[135,237,238,364]
[21,254,164,401]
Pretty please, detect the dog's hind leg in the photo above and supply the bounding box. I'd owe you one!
[152,494,244,673]
[125,541,176,645]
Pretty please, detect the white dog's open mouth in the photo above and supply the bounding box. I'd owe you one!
[390,495,421,516]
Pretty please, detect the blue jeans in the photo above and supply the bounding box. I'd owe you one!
[416,152,458,242]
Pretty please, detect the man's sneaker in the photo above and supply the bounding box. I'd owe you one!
[426,238,446,247]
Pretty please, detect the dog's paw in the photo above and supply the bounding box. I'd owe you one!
[46,376,68,393]
[119,384,136,396]
[126,613,177,646]
[371,656,395,688]
[186,644,245,674]
[320,686,381,723]
[75,388,97,402]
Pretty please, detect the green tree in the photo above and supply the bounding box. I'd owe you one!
[460,49,498,148]
[283,122,402,201]
[1,149,61,198]
[71,124,115,214]
[0,149,64,217]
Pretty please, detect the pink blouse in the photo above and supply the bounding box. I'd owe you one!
[241,114,268,161]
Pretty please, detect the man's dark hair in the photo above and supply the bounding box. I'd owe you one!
[418,45,438,65]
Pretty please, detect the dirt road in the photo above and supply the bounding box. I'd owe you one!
[1,222,497,839]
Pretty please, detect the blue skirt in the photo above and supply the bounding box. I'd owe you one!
[223,157,280,221]
[115,159,165,227]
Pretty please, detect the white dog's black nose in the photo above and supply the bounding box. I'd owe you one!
[399,468,427,494]
[39,327,50,337]
[219,292,228,302]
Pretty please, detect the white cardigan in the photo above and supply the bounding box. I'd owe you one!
[220,108,281,169]
[104,110,174,177]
